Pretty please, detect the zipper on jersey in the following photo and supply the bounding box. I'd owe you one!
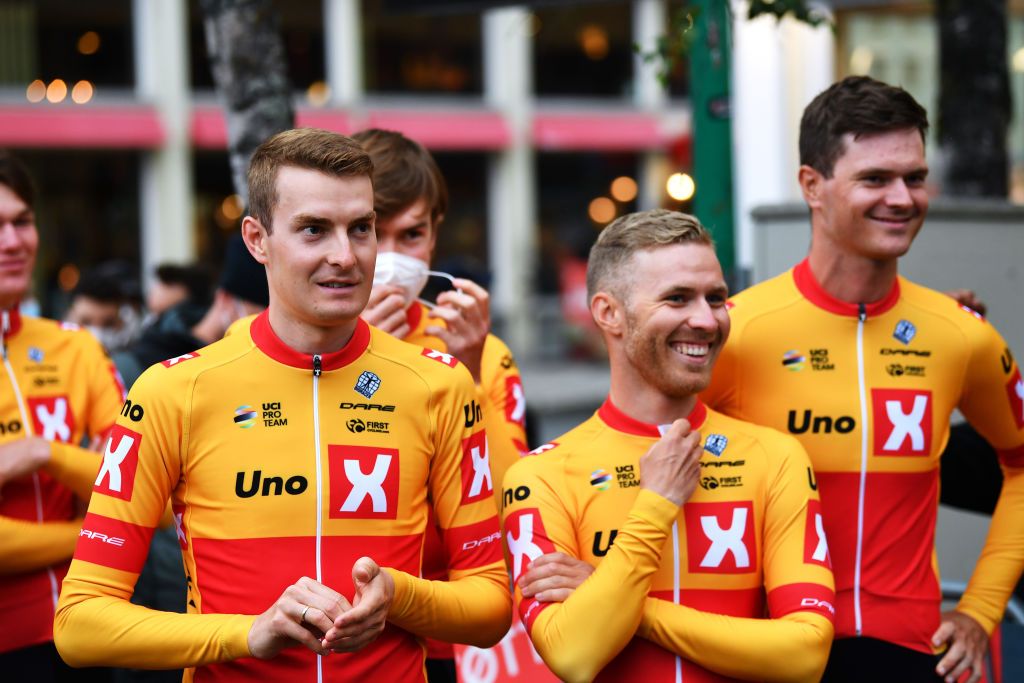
[1,310,60,609]
[853,303,868,636]
[312,353,324,683]
[658,422,684,683]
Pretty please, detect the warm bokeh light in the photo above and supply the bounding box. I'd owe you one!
[610,176,638,203]
[306,81,330,107]
[71,80,94,104]
[26,79,46,103]
[58,264,81,292]
[579,24,609,61]
[78,31,101,55]
[666,173,696,202]
[588,197,617,224]
[849,46,874,75]
[46,79,68,103]
[1013,47,1024,74]
[221,194,244,221]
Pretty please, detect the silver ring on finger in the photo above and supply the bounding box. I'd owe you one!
[300,604,311,624]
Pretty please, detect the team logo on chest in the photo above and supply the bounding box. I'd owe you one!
[354,371,381,399]
[684,501,757,574]
[328,445,400,519]
[28,396,74,442]
[871,389,932,456]
[893,320,917,345]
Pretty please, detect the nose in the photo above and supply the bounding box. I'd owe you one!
[0,224,20,250]
[325,232,357,269]
[885,178,913,209]
[687,298,719,332]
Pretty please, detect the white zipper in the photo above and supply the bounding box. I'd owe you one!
[1,310,60,609]
[312,353,324,683]
[658,422,684,683]
[853,304,868,636]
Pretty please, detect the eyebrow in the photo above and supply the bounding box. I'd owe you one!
[290,211,376,228]
[856,166,929,177]
[661,283,729,298]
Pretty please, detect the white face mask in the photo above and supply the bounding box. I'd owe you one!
[373,252,430,306]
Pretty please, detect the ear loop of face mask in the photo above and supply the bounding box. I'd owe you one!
[417,271,462,309]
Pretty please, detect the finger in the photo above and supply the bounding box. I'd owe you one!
[427,305,462,326]
[935,640,965,680]
[292,580,352,624]
[932,621,956,647]
[665,418,693,440]
[327,629,383,653]
[535,588,577,603]
[522,574,586,597]
[964,657,984,683]
[353,557,379,589]
[451,278,489,302]
[942,650,974,683]
[275,612,332,656]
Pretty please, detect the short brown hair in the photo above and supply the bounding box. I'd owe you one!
[0,150,36,210]
[587,209,713,301]
[351,129,447,226]
[247,128,373,232]
[800,76,929,178]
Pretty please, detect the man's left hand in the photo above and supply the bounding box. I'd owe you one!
[932,610,987,683]
[323,557,394,653]
[425,278,489,383]
[519,552,594,603]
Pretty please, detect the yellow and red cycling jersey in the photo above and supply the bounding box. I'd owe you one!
[55,311,510,682]
[502,398,835,683]
[0,308,124,654]
[402,301,528,659]
[704,259,1024,652]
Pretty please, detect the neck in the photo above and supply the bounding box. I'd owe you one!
[608,353,698,426]
[807,242,898,304]
[267,306,357,355]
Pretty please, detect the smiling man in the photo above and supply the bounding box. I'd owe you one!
[703,76,1024,683]
[54,129,510,681]
[502,210,834,682]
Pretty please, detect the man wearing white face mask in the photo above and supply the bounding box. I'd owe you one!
[353,129,530,683]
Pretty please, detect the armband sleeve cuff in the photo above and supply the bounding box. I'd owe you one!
[383,567,414,621]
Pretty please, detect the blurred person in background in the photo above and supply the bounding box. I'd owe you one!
[353,128,528,683]
[0,150,125,681]
[145,263,213,319]
[65,263,143,353]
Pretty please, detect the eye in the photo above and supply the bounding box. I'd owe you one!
[905,173,927,187]
[402,228,425,242]
[351,221,372,236]
[302,225,322,236]
[707,293,727,307]
[13,214,34,228]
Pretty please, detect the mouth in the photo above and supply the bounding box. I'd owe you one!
[317,278,359,290]
[670,341,712,361]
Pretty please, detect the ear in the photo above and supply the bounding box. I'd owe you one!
[241,216,269,265]
[798,165,825,210]
[591,291,625,338]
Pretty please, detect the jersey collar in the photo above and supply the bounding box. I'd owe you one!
[1,306,23,340]
[792,258,900,317]
[405,300,427,336]
[249,310,370,371]
[598,396,707,437]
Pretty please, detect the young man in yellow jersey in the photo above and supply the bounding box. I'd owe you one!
[55,129,510,681]
[503,209,835,682]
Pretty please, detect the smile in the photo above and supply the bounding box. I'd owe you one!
[670,342,710,358]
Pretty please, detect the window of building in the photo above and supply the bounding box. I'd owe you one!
[0,0,134,100]
[532,1,633,98]
[362,0,483,95]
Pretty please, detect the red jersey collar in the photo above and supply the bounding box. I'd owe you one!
[792,258,900,317]
[250,310,370,371]
[1,307,23,339]
[598,396,707,437]
[405,300,425,333]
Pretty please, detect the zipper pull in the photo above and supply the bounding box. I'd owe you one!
[858,302,867,323]
[313,354,322,377]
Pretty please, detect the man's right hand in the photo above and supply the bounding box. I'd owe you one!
[247,577,353,659]
[639,418,703,506]
[361,285,411,338]
[0,437,52,492]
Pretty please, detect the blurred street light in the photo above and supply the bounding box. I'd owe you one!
[666,172,695,202]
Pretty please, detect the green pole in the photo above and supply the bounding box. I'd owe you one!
[688,0,736,280]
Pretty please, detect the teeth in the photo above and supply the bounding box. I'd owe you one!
[321,282,350,288]
[672,343,708,357]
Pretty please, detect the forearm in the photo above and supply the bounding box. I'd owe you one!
[384,561,511,647]
[957,466,1024,633]
[46,443,101,501]
[0,515,80,573]
[527,490,677,683]
[639,601,833,683]
[56,569,254,669]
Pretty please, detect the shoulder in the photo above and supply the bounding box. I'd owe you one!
[366,326,476,395]
[726,269,804,328]
[131,331,252,393]
[898,277,1004,345]
[704,407,808,463]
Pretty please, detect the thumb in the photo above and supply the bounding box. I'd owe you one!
[352,556,378,588]
[932,621,955,647]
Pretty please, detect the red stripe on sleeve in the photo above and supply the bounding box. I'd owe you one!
[767,582,836,622]
[998,444,1024,469]
[73,512,154,574]
[519,595,554,633]
[444,515,503,570]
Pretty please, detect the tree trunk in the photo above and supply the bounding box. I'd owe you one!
[199,0,295,203]
[936,0,1010,197]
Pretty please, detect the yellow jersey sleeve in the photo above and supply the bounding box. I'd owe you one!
[478,335,528,511]
[0,516,82,574]
[385,361,511,648]
[502,454,680,683]
[55,362,255,669]
[955,317,1024,633]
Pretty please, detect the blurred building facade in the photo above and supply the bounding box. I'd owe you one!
[1,0,1023,359]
